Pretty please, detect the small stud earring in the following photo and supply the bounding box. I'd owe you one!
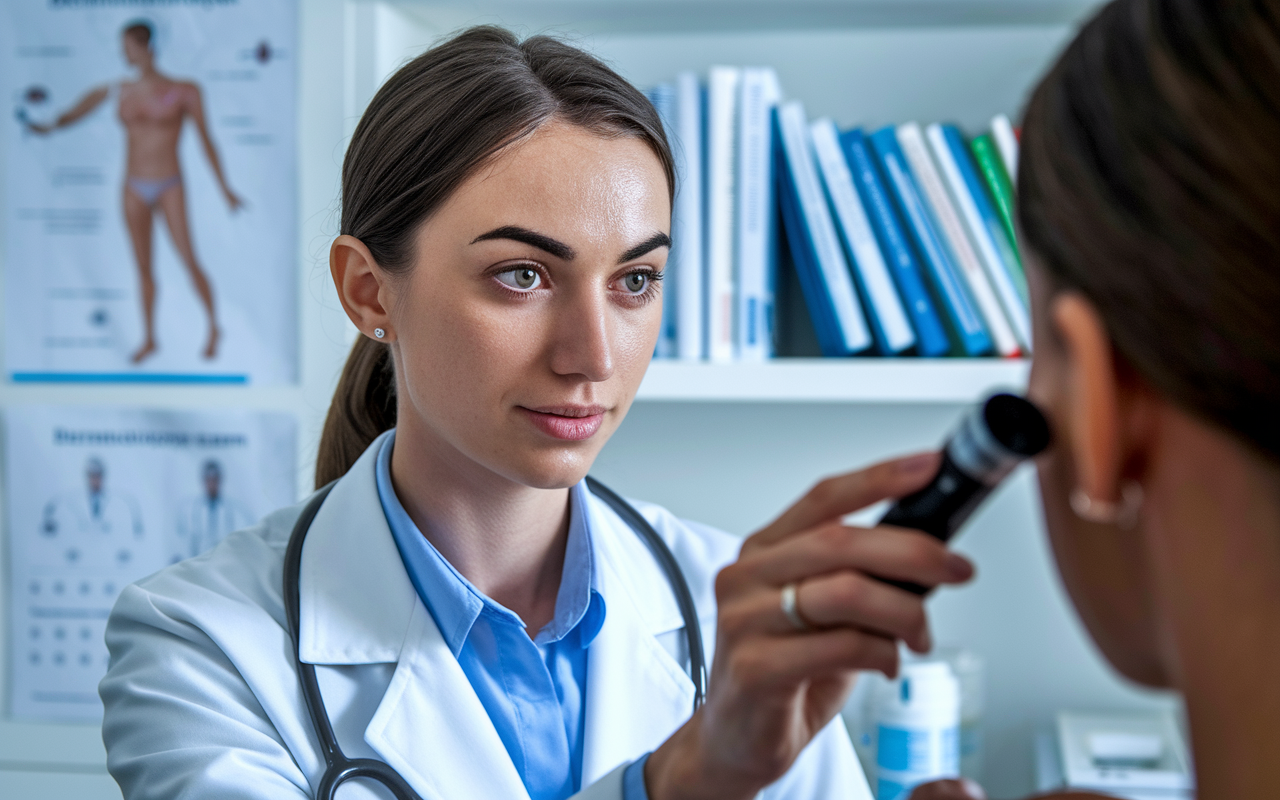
[1070,481,1144,529]
[373,327,386,340]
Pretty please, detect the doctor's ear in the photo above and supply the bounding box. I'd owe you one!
[330,234,396,342]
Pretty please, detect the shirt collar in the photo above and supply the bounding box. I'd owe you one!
[374,430,605,656]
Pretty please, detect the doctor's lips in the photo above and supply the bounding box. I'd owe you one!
[518,404,607,441]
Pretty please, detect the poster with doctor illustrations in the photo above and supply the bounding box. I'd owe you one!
[1,0,297,383]
[5,406,296,722]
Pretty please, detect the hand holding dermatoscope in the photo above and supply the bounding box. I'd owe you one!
[878,392,1052,594]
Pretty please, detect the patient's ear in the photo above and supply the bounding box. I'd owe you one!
[1051,293,1125,504]
[330,234,393,340]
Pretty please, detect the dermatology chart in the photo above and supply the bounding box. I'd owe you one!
[5,407,296,722]
[2,0,298,383]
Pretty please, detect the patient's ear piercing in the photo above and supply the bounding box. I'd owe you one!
[373,327,386,340]
[1070,481,1144,529]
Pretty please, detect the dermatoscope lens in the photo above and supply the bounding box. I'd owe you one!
[983,394,1051,457]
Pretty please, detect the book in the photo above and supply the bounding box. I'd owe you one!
[897,122,1020,357]
[775,102,873,357]
[991,113,1019,181]
[929,123,1031,351]
[969,132,1025,300]
[646,83,679,359]
[671,71,706,360]
[809,118,914,355]
[841,129,951,358]
[735,67,782,362]
[868,126,993,357]
[705,66,742,363]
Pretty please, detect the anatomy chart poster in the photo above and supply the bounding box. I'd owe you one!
[2,0,297,383]
[5,406,296,721]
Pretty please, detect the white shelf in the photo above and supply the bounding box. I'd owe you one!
[393,0,1104,34]
[635,358,1029,402]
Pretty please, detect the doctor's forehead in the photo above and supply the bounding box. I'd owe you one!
[439,122,671,252]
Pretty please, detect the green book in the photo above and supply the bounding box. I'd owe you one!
[970,133,1026,300]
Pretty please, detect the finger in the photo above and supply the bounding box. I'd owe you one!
[724,571,933,651]
[908,779,987,800]
[799,571,934,650]
[737,522,974,589]
[727,627,900,691]
[748,452,940,548]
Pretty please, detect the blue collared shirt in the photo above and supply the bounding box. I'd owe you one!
[377,432,656,800]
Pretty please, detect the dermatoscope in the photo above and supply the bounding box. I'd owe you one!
[878,392,1051,594]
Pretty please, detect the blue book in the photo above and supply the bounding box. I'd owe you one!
[735,67,782,362]
[671,72,705,361]
[810,118,914,356]
[774,102,873,357]
[840,129,950,358]
[645,84,679,359]
[934,123,1031,351]
[867,126,993,357]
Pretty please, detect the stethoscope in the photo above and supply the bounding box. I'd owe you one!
[283,476,707,800]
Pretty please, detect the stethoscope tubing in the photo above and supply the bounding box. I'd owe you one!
[283,477,705,800]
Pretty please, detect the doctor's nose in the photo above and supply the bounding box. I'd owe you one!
[548,285,615,384]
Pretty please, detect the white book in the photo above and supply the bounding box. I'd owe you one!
[991,113,1020,181]
[776,101,872,355]
[671,71,705,361]
[646,83,678,359]
[897,122,1021,356]
[735,67,782,362]
[809,117,915,355]
[705,66,741,363]
[926,123,1031,351]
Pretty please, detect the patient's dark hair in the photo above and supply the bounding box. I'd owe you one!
[1019,0,1280,458]
[316,26,673,487]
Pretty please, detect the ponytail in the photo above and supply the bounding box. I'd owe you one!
[315,336,396,488]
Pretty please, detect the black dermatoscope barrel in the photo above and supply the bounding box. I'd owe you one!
[879,393,1051,594]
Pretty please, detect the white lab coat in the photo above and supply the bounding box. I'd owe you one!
[100,433,872,800]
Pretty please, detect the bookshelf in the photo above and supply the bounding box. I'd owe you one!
[638,359,1029,402]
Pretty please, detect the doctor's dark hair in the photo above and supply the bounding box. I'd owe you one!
[316,25,673,488]
[1018,0,1280,459]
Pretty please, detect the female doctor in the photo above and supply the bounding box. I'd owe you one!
[99,26,975,800]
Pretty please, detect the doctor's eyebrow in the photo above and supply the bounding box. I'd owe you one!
[469,226,671,265]
[617,232,671,264]
[470,226,575,261]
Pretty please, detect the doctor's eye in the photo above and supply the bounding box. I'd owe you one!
[617,269,662,296]
[494,265,542,292]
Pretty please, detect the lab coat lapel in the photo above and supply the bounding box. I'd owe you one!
[298,433,530,800]
[363,599,531,800]
[297,431,414,665]
[580,491,697,785]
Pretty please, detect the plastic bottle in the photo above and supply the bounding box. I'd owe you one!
[874,660,961,800]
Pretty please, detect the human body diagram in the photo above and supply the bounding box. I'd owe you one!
[25,21,241,364]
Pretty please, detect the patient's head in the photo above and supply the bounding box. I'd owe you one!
[1019,0,1280,685]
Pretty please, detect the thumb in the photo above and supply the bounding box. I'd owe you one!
[908,778,986,800]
